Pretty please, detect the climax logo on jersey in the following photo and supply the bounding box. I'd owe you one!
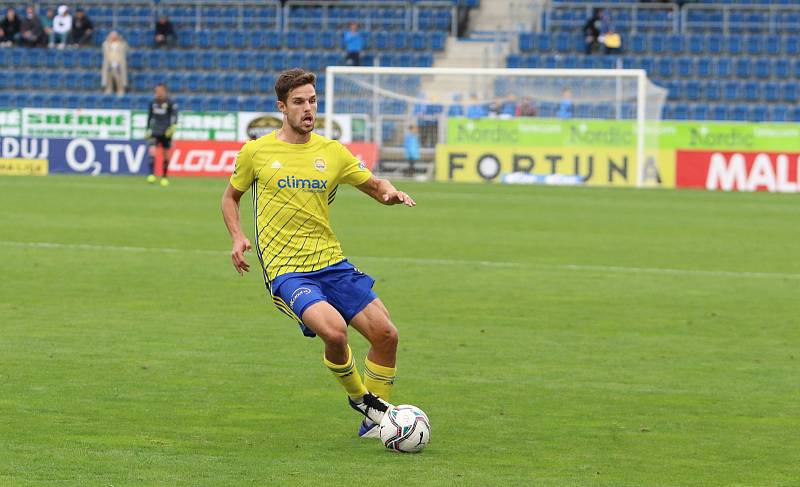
[276,175,328,192]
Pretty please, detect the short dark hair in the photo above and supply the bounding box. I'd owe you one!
[275,68,316,104]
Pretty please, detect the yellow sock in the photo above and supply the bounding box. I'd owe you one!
[363,357,397,401]
[323,345,367,401]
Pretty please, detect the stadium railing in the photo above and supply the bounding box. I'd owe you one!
[544,2,679,34]
[681,3,800,35]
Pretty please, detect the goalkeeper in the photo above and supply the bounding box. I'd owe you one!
[145,83,179,186]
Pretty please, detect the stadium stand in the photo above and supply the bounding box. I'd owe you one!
[514,1,800,122]
[2,0,471,112]
[6,0,798,122]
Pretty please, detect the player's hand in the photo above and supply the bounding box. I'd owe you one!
[165,125,177,138]
[230,237,252,275]
[382,190,416,207]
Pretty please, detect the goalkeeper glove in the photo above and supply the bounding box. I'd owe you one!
[165,125,177,138]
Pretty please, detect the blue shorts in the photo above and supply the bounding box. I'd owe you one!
[270,259,377,338]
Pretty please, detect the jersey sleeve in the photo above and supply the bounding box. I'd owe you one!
[230,141,255,192]
[337,142,372,186]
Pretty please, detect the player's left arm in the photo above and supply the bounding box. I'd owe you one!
[356,175,416,206]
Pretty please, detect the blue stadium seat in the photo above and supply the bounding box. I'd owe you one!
[707,34,723,55]
[763,82,780,103]
[716,57,732,78]
[685,80,701,100]
[743,82,760,102]
[734,58,751,78]
[704,83,721,102]
[664,80,681,101]
[629,35,647,54]
[726,36,742,55]
[774,59,790,79]
[696,58,713,78]
[677,57,693,77]
[655,58,673,78]
[723,81,740,102]
[729,104,749,121]
[770,105,790,122]
[744,35,763,56]
[765,36,781,56]
[650,35,666,55]
[754,59,771,79]
[785,36,800,56]
[667,34,684,55]
[688,35,705,55]
[519,33,533,52]
[690,104,708,121]
[781,82,798,103]
[750,106,768,122]
[710,104,727,121]
[673,103,689,120]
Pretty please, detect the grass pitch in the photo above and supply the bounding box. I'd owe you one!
[1,175,798,486]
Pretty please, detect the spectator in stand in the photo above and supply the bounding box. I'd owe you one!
[343,21,364,66]
[500,95,518,119]
[516,96,538,117]
[447,93,465,117]
[582,8,604,55]
[404,125,421,177]
[102,30,128,96]
[42,7,55,47]
[20,6,44,47]
[52,5,71,49]
[557,88,574,119]
[466,94,487,119]
[70,8,93,46]
[153,15,177,48]
[0,7,21,47]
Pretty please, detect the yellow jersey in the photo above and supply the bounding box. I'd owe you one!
[230,131,372,283]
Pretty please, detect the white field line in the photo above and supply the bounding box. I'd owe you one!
[2,240,799,281]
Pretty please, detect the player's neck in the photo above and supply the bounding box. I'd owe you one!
[276,127,311,145]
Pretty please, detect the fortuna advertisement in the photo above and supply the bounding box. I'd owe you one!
[436,118,800,192]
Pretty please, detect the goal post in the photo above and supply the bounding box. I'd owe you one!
[325,66,667,188]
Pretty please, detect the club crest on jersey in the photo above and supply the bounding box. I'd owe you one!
[313,157,327,172]
[358,161,367,171]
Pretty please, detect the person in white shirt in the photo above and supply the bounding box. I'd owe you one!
[51,4,71,49]
[102,31,128,95]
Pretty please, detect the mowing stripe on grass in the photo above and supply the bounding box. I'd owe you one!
[3,239,799,282]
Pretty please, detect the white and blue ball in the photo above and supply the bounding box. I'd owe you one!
[379,405,431,453]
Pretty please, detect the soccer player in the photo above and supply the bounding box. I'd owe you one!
[145,83,178,187]
[220,68,415,438]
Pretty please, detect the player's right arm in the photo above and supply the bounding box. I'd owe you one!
[221,141,256,275]
[221,183,251,275]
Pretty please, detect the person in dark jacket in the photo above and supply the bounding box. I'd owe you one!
[70,8,93,46]
[20,6,44,47]
[582,8,604,55]
[153,15,176,47]
[0,8,21,46]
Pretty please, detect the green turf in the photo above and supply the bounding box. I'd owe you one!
[1,175,798,486]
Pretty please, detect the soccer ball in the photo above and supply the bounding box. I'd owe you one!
[379,404,431,453]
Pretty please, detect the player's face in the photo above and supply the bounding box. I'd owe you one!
[279,84,317,135]
[154,86,167,100]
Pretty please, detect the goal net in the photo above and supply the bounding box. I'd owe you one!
[324,66,668,188]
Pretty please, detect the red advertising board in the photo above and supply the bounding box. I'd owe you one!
[676,150,800,193]
[164,141,378,177]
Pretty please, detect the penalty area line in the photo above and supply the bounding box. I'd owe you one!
[1,240,799,281]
